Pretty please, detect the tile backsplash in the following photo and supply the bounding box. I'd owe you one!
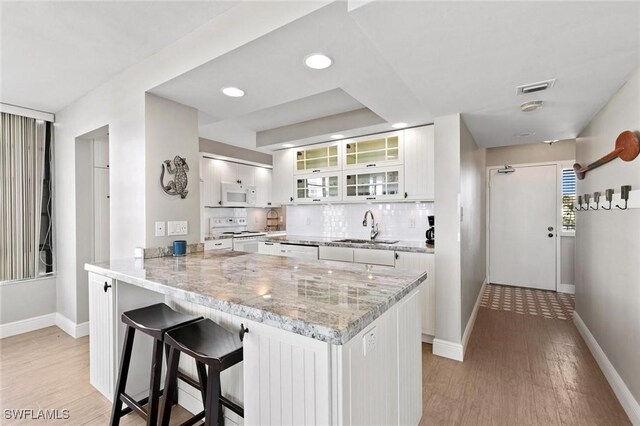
[286,202,433,242]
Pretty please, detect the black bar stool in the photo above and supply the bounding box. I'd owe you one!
[159,318,246,426]
[109,303,202,426]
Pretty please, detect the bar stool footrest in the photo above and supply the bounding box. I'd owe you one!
[178,410,205,426]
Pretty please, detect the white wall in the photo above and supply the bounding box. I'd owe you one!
[0,277,56,324]
[433,113,486,355]
[433,114,462,344]
[575,67,640,409]
[145,94,200,248]
[459,118,486,337]
[52,2,330,327]
[486,139,576,167]
[286,202,433,241]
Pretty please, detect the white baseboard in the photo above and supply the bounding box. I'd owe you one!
[178,385,239,425]
[558,283,575,294]
[462,279,486,357]
[55,313,90,338]
[574,311,640,425]
[432,338,464,361]
[0,313,56,339]
[432,279,486,362]
[421,333,434,344]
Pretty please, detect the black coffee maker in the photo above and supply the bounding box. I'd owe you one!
[425,215,435,245]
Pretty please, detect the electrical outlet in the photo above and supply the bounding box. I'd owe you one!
[362,326,377,356]
[155,221,165,237]
[167,221,188,236]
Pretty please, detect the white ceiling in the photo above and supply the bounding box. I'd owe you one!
[152,1,640,150]
[0,1,238,113]
[3,1,638,149]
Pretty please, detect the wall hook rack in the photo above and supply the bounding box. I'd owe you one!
[590,191,601,210]
[616,185,632,210]
[602,189,614,210]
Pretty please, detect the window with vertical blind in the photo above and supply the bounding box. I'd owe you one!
[562,168,576,232]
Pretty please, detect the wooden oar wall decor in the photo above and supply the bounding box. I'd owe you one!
[573,130,640,179]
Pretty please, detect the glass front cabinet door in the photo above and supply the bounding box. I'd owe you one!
[343,131,404,169]
[294,142,342,175]
[343,166,404,201]
[294,172,342,203]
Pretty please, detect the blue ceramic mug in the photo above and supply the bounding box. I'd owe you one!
[173,240,187,256]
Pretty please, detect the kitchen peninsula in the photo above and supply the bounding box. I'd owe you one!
[85,250,426,425]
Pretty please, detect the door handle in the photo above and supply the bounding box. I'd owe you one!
[548,233,554,238]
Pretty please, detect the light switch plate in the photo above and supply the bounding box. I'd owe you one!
[167,220,188,236]
[155,221,165,237]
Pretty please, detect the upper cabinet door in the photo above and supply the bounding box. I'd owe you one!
[403,126,434,201]
[293,141,342,175]
[272,149,295,205]
[236,163,255,186]
[343,131,404,169]
[201,157,222,207]
[343,165,404,202]
[93,137,109,168]
[254,167,273,207]
[294,172,342,203]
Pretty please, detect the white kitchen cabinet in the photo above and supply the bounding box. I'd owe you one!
[237,164,255,186]
[258,241,281,255]
[253,167,273,207]
[88,272,115,399]
[201,157,222,207]
[404,125,435,201]
[395,252,435,338]
[343,165,404,202]
[218,161,255,186]
[277,243,318,260]
[272,149,295,205]
[294,141,342,175]
[318,246,354,262]
[353,247,396,266]
[293,172,342,204]
[93,137,109,169]
[343,130,404,169]
[204,239,232,251]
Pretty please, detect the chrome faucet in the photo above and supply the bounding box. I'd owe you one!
[362,210,379,240]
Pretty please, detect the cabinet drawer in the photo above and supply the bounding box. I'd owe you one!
[205,239,232,250]
[319,246,354,262]
[353,248,395,266]
[279,244,318,260]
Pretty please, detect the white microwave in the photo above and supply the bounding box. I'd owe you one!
[221,182,256,207]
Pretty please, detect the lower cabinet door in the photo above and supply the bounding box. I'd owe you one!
[88,273,115,399]
[394,252,435,337]
[353,248,395,266]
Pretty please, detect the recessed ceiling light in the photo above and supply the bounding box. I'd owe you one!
[520,100,543,112]
[282,143,294,148]
[330,134,344,139]
[543,140,559,145]
[304,54,332,70]
[221,87,245,97]
[515,131,536,138]
[392,122,408,129]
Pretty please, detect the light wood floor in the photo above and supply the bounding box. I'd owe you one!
[0,307,630,425]
[420,307,630,425]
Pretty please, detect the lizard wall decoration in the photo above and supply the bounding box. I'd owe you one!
[160,155,189,199]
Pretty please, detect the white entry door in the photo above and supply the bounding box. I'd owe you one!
[489,164,557,290]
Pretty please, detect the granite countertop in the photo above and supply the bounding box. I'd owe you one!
[85,251,426,345]
[258,234,435,254]
[204,231,286,241]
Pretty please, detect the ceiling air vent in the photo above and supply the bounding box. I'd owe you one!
[516,79,556,95]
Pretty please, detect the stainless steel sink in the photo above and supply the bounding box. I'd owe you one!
[332,238,399,245]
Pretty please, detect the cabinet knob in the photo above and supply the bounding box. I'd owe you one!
[290,197,294,202]
[404,192,408,199]
[366,197,376,200]
[366,164,377,167]
[103,281,112,293]
[395,252,399,260]
[239,324,249,342]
